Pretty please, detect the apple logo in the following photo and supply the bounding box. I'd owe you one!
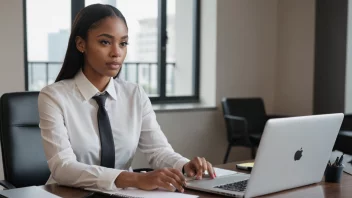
[294,148,303,161]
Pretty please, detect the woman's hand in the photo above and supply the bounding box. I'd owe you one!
[136,168,186,192]
[183,157,216,180]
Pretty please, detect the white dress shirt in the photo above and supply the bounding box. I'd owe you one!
[38,70,189,191]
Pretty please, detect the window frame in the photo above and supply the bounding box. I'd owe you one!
[23,0,201,104]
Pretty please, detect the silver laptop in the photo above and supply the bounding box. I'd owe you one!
[185,113,344,197]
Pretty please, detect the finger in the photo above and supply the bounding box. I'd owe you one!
[184,164,196,177]
[157,179,176,192]
[194,157,203,179]
[201,158,208,174]
[162,176,184,193]
[206,161,215,179]
[168,168,186,183]
[165,169,185,186]
[186,168,196,177]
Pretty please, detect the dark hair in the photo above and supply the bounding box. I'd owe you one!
[55,4,127,82]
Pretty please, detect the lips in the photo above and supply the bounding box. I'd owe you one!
[106,61,121,69]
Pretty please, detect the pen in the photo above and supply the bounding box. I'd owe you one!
[337,154,344,166]
[333,157,339,166]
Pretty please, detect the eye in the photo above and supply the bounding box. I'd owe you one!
[100,40,111,45]
[120,42,129,47]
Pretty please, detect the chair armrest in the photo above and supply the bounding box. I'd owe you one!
[224,115,247,122]
[224,115,248,132]
[133,168,154,173]
[223,115,251,144]
[223,115,248,131]
[0,180,15,189]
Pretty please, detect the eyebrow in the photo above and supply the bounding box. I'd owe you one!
[97,33,113,38]
[97,34,129,40]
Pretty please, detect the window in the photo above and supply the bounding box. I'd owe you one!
[24,0,200,103]
[24,0,71,91]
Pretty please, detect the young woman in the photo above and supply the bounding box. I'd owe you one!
[38,4,215,193]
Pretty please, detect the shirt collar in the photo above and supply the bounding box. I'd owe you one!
[74,70,117,101]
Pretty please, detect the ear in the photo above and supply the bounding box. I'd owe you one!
[75,36,86,53]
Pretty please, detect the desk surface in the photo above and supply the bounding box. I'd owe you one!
[40,162,352,198]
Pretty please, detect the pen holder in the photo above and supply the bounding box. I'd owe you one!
[325,165,344,183]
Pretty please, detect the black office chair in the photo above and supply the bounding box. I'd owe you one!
[0,92,49,189]
[0,92,152,189]
[221,97,286,163]
[333,114,352,155]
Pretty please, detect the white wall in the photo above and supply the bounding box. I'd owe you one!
[0,0,316,176]
[275,0,315,115]
[216,0,279,114]
[0,0,25,96]
[346,0,352,114]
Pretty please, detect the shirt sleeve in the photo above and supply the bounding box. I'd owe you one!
[38,87,123,191]
[137,86,190,171]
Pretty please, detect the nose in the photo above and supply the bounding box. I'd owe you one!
[110,43,121,58]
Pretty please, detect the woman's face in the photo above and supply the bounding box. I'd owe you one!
[77,16,128,78]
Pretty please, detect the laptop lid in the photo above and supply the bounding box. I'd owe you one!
[245,113,344,198]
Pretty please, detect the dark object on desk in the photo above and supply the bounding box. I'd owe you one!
[338,154,344,166]
[334,114,352,155]
[221,97,288,163]
[325,165,344,183]
[0,92,50,189]
[0,92,153,189]
[326,154,345,183]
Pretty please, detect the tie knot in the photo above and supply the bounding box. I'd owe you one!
[93,93,108,107]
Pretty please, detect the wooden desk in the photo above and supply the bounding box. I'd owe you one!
[40,162,352,198]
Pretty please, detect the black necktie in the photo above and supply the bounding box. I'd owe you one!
[93,94,115,168]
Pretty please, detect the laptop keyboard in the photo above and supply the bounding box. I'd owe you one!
[214,180,248,192]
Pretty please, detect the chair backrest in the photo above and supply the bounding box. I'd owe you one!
[221,98,267,139]
[221,98,266,117]
[341,115,352,131]
[0,92,50,187]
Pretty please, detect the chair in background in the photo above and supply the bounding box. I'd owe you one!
[0,92,49,189]
[333,114,352,155]
[0,92,153,189]
[221,97,286,163]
